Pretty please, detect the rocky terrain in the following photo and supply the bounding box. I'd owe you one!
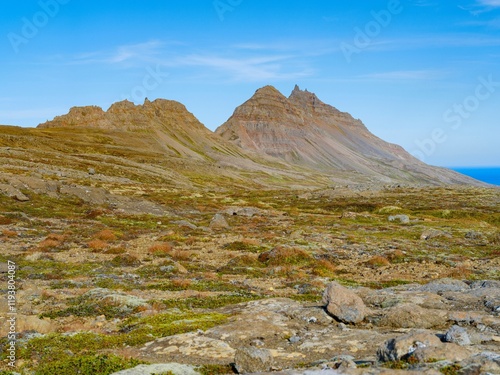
[0,87,499,374]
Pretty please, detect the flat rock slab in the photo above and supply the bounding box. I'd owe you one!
[109,363,201,375]
[137,332,235,365]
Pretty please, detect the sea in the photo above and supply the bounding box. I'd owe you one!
[450,167,500,186]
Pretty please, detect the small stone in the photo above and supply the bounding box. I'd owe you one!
[288,336,301,343]
[88,168,96,175]
[388,214,410,224]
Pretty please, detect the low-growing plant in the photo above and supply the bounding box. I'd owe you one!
[109,254,141,267]
[311,259,336,277]
[88,239,109,251]
[94,229,118,242]
[2,229,17,237]
[365,256,391,268]
[33,354,144,375]
[148,242,173,256]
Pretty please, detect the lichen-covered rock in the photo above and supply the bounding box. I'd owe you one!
[376,303,447,329]
[234,347,274,374]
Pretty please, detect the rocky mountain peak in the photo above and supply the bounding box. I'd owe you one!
[38,98,202,131]
[253,85,285,98]
[107,100,138,114]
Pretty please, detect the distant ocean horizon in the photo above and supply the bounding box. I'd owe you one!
[449,167,500,186]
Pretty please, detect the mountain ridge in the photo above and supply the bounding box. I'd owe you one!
[0,85,486,188]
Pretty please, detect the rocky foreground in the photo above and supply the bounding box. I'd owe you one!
[114,278,500,375]
[0,184,499,375]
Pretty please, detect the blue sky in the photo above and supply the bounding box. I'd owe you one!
[1,0,499,167]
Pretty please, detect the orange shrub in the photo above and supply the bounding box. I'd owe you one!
[171,250,193,261]
[88,239,109,251]
[365,255,390,268]
[312,259,336,277]
[171,278,192,288]
[2,229,17,238]
[148,242,173,256]
[94,229,117,242]
[38,239,60,251]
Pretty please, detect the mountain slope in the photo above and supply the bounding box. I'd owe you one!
[216,85,480,185]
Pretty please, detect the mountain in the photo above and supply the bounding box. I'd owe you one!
[216,85,479,185]
[0,87,485,199]
[38,98,238,161]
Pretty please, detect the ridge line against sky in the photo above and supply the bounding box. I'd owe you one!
[1,0,499,167]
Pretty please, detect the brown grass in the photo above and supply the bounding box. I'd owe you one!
[385,250,406,263]
[446,265,472,279]
[258,246,311,266]
[88,239,109,251]
[185,237,197,246]
[94,229,117,242]
[0,216,13,225]
[148,242,173,256]
[171,278,192,288]
[365,256,391,268]
[46,233,66,242]
[2,229,17,237]
[170,250,193,261]
[103,246,126,255]
[38,239,61,251]
[312,259,336,277]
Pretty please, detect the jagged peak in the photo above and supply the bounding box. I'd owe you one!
[289,84,319,103]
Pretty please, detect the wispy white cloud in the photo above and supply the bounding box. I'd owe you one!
[370,34,500,51]
[71,40,169,65]
[358,70,446,81]
[169,54,314,82]
[459,0,500,15]
[411,0,439,7]
[477,0,500,7]
[461,17,500,28]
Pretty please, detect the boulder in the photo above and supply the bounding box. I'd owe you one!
[322,282,367,324]
[210,213,229,229]
[234,347,274,374]
[444,325,471,346]
[409,342,471,363]
[377,330,442,361]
